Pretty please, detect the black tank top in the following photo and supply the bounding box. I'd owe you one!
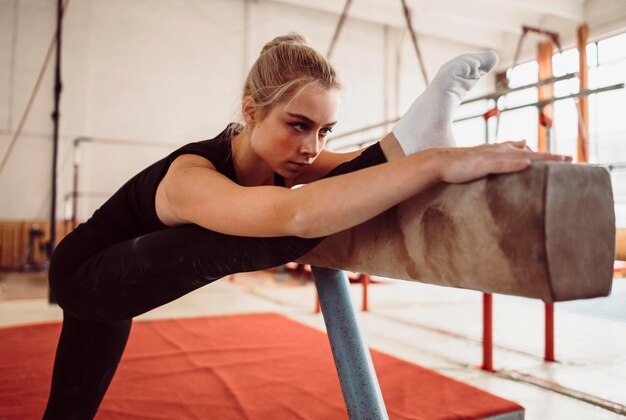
[85,124,285,241]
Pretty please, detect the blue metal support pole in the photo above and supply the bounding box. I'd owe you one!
[312,266,388,419]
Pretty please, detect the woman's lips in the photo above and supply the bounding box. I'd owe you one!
[288,161,310,170]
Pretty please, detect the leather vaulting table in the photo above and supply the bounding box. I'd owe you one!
[299,162,616,302]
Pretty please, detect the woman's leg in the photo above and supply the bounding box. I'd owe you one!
[49,141,387,323]
[392,51,498,154]
[43,133,386,417]
[43,312,132,419]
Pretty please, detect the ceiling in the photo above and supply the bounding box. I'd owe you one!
[270,0,626,69]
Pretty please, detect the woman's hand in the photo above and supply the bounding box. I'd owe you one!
[437,140,572,184]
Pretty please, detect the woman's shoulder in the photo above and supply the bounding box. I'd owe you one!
[167,124,240,180]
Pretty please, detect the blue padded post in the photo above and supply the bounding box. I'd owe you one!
[312,266,388,419]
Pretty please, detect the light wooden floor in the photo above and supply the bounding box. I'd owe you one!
[1,270,625,419]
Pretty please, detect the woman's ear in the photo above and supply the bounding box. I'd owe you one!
[242,96,257,126]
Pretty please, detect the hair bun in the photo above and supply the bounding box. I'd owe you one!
[261,33,307,54]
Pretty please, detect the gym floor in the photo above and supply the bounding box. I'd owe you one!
[1,270,625,419]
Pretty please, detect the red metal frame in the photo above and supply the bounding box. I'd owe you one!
[482,293,494,372]
[545,303,555,361]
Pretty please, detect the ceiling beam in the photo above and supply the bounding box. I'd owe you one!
[267,0,506,50]
[411,13,505,50]
[496,0,585,22]
[423,0,539,36]
[265,0,593,60]
[266,0,405,29]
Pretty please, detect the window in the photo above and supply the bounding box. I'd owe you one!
[453,32,626,225]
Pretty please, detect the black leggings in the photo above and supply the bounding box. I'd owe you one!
[43,142,386,419]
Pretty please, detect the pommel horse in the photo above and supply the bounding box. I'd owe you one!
[296,161,616,419]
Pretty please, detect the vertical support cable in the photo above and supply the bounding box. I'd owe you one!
[71,138,86,230]
[326,0,352,60]
[400,0,429,85]
[49,0,65,303]
[50,0,65,253]
[71,159,78,229]
[383,25,390,132]
[482,293,494,372]
[8,0,19,129]
[0,0,70,176]
[242,0,250,81]
[394,31,404,124]
[313,266,388,419]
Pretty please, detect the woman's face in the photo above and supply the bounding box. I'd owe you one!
[249,85,340,179]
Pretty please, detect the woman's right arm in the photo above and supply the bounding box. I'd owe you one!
[158,136,569,239]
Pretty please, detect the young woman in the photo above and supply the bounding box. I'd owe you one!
[44,34,569,418]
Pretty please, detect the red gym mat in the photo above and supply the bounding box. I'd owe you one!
[0,313,523,419]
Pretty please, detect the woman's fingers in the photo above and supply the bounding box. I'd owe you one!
[501,139,527,149]
[488,158,531,174]
[441,142,572,184]
[499,139,573,160]
[526,151,572,162]
[483,148,570,176]
[496,141,570,162]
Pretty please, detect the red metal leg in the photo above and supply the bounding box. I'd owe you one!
[482,293,494,372]
[545,302,555,361]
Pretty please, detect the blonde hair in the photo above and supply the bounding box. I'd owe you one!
[242,33,341,121]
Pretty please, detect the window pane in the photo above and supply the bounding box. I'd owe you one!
[452,118,486,147]
[612,172,626,227]
[497,107,538,150]
[502,87,538,108]
[588,93,600,161]
[586,42,598,68]
[499,34,625,226]
[591,87,626,162]
[507,61,538,88]
[456,99,491,121]
[553,99,578,158]
[588,59,626,88]
[552,48,579,77]
[554,77,580,98]
[598,32,626,64]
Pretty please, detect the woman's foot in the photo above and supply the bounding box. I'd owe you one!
[392,51,499,154]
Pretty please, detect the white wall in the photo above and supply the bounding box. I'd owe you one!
[1,0,56,218]
[0,0,496,221]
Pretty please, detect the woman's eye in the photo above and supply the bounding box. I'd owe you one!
[289,123,307,132]
[320,127,333,136]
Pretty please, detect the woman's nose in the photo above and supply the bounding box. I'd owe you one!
[300,134,321,158]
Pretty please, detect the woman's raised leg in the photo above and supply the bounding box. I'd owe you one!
[392,51,499,154]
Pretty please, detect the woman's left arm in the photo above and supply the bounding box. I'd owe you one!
[293,134,404,184]
[291,148,362,184]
